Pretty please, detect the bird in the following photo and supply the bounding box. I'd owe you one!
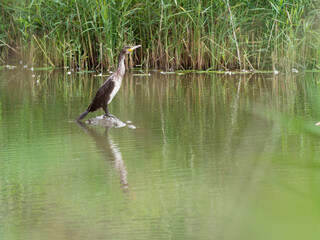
[76,45,141,121]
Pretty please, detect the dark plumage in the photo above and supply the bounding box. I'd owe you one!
[76,45,141,121]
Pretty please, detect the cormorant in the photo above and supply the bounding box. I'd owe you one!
[76,45,141,121]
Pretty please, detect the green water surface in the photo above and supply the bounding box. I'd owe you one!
[1,67,320,240]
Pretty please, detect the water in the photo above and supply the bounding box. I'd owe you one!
[1,66,320,240]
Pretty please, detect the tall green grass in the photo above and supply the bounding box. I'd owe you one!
[0,0,319,71]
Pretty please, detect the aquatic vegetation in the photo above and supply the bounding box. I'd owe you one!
[0,0,319,71]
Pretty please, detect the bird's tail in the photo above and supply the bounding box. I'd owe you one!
[75,109,89,122]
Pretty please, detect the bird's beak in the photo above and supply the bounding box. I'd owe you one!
[128,45,141,52]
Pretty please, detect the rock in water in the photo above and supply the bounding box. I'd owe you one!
[86,115,126,128]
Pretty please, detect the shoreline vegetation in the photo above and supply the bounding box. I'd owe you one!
[1,0,319,72]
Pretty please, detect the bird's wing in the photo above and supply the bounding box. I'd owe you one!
[96,76,116,99]
[87,76,116,111]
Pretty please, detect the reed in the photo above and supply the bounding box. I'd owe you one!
[0,0,319,71]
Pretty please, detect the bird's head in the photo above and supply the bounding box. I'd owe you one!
[122,45,141,54]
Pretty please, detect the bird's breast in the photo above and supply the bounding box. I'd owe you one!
[108,80,122,104]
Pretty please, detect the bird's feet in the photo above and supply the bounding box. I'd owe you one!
[103,113,117,119]
[103,113,122,125]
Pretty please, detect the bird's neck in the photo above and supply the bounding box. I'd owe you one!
[116,53,126,77]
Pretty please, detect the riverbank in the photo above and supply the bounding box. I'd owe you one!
[1,0,319,71]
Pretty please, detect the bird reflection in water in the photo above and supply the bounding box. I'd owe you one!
[76,121,129,192]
